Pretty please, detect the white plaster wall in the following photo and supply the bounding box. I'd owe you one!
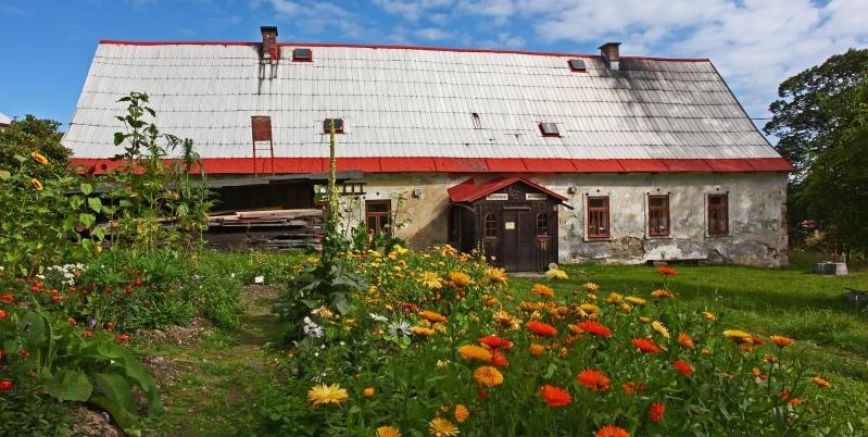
[335,172,789,267]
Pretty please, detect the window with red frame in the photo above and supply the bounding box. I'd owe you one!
[587,196,610,238]
[707,194,729,235]
[365,200,391,235]
[293,48,313,62]
[648,195,670,237]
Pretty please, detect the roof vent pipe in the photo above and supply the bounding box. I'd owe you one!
[599,42,621,70]
[260,26,279,61]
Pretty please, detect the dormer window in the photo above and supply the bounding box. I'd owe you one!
[293,48,313,62]
[568,59,587,72]
[539,122,560,137]
[323,118,344,134]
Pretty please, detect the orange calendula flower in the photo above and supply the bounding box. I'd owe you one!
[632,338,661,354]
[479,335,513,350]
[538,384,572,408]
[596,425,631,437]
[650,289,672,298]
[448,271,474,287]
[490,350,509,368]
[531,283,554,298]
[648,402,665,423]
[573,320,612,338]
[473,366,504,388]
[677,332,695,349]
[363,387,375,398]
[577,369,611,392]
[813,375,831,389]
[377,426,401,437]
[622,381,645,395]
[454,404,470,423]
[656,265,678,276]
[529,343,546,357]
[30,178,44,191]
[583,282,600,291]
[484,267,508,284]
[411,326,436,337]
[525,320,557,337]
[419,310,447,324]
[770,335,794,348]
[30,152,49,165]
[459,344,493,362]
[673,360,693,377]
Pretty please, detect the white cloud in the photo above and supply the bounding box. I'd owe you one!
[259,0,366,38]
[372,0,456,22]
[415,27,454,41]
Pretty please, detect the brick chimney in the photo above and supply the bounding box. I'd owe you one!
[599,42,621,70]
[260,26,279,61]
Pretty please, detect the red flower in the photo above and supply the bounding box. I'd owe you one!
[648,402,665,423]
[105,322,115,330]
[595,425,631,437]
[21,350,30,359]
[134,278,143,286]
[622,381,646,395]
[656,265,678,276]
[575,320,612,338]
[631,338,661,353]
[1,294,12,303]
[538,385,572,408]
[479,335,514,350]
[525,320,558,337]
[577,369,611,392]
[115,334,130,344]
[751,337,766,345]
[83,331,94,337]
[0,380,13,392]
[673,360,693,377]
[490,350,509,368]
[0,309,6,320]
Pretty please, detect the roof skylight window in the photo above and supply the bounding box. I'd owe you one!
[323,118,344,134]
[293,48,313,62]
[568,59,587,72]
[539,122,560,137]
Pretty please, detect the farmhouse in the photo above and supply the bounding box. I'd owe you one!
[63,26,793,269]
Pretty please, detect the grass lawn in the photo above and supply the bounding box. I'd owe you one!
[511,262,868,430]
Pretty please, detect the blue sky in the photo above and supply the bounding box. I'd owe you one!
[1,0,866,133]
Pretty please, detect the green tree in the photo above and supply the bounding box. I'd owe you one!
[764,49,868,254]
[0,115,71,171]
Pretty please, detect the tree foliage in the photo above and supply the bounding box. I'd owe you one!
[0,115,71,173]
[764,49,868,253]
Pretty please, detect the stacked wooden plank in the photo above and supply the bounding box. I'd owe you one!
[205,208,323,251]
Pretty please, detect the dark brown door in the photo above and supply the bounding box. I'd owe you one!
[501,208,536,271]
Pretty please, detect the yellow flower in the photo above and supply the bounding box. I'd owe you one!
[429,417,458,436]
[604,292,623,304]
[436,359,450,369]
[484,267,508,284]
[312,306,334,319]
[473,366,504,387]
[579,303,600,315]
[529,343,546,357]
[377,425,402,437]
[813,375,832,389]
[454,404,470,423]
[493,310,520,330]
[545,267,568,280]
[307,383,349,408]
[651,321,670,338]
[449,271,474,287]
[420,272,443,290]
[419,310,447,324]
[583,282,600,291]
[411,326,436,337]
[624,296,647,306]
[702,311,717,321]
[639,316,652,324]
[30,152,49,165]
[459,344,492,362]
[531,283,554,298]
[723,329,753,342]
[30,178,44,191]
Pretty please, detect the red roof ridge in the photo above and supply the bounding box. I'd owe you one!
[96,39,710,62]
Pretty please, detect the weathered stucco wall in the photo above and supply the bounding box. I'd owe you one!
[341,172,789,267]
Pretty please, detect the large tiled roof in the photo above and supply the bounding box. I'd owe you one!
[64,41,790,173]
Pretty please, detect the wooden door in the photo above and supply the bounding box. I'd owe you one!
[501,208,535,271]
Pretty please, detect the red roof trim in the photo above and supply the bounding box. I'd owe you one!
[448,176,569,203]
[97,39,710,62]
[70,157,793,175]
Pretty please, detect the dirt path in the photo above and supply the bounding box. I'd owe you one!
[136,285,283,436]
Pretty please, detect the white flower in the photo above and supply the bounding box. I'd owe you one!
[302,316,324,338]
[369,313,388,323]
[387,320,411,337]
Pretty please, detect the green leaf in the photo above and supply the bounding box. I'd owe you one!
[79,213,96,229]
[90,372,138,430]
[88,197,102,213]
[45,369,93,401]
[80,183,93,196]
[0,170,10,180]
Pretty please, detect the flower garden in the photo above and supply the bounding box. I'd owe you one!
[2,95,867,436]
